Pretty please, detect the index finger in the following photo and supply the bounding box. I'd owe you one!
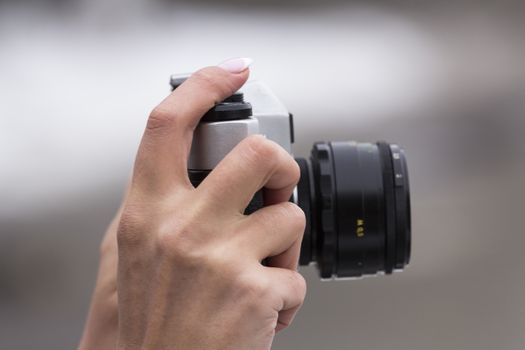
[131,61,251,196]
[197,135,300,214]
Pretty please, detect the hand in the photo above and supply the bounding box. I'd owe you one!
[78,203,122,350]
[116,61,307,349]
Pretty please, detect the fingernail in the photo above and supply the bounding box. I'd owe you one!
[217,57,253,73]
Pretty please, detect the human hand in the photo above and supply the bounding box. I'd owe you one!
[116,59,306,350]
[78,203,122,350]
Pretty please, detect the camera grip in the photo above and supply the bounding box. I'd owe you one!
[188,170,264,215]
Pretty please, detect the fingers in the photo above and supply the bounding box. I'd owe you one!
[236,201,305,261]
[266,238,303,272]
[197,135,300,213]
[200,135,303,271]
[132,66,250,195]
[264,267,307,332]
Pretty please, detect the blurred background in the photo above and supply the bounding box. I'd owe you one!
[1,0,524,349]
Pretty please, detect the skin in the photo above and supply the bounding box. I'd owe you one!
[78,66,306,350]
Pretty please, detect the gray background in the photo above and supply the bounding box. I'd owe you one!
[1,0,524,349]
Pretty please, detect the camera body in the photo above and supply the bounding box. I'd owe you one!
[171,75,411,280]
[183,78,293,170]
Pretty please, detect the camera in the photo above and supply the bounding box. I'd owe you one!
[170,75,411,280]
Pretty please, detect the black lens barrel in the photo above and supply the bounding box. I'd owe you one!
[297,141,411,279]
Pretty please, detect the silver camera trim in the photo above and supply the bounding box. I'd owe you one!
[188,81,292,170]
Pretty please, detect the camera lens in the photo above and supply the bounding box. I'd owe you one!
[297,141,411,279]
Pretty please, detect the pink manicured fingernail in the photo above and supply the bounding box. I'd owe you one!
[217,57,253,73]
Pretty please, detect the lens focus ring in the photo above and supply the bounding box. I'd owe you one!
[311,142,337,279]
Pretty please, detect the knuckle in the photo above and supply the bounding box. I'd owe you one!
[156,229,188,261]
[236,273,272,300]
[243,135,280,165]
[146,107,176,133]
[191,69,217,87]
[154,212,221,269]
[291,271,307,300]
[250,208,271,228]
[289,158,301,184]
[229,273,273,317]
[205,245,242,277]
[191,68,235,100]
[116,206,148,247]
[155,220,199,262]
[279,202,306,235]
[283,271,307,309]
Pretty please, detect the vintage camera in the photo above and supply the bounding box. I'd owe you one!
[170,75,411,280]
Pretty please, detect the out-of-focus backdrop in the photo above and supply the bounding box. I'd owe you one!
[1,0,524,349]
